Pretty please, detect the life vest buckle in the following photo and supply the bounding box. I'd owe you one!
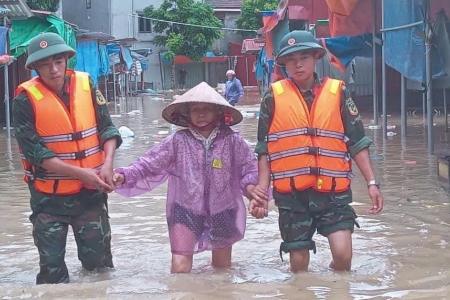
[306,127,317,136]
[74,150,87,159]
[308,146,319,155]
[71,131,83,141]
[310,167,320,176]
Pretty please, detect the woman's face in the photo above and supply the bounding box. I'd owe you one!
[189,103,219,127]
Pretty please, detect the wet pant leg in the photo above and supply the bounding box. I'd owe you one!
[71,203,114,271]
[32,213,70,284]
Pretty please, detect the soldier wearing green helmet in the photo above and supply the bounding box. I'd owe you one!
[249,30,384,273]
[12,32,122,284]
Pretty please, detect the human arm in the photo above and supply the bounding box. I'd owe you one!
[249,90,274,218]
[114,134,177,197]
[341,86,383,214]
[237,79,244,96]
[91,82,122,191]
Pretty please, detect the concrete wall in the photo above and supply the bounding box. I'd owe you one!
[62,0,110,34]
[110,0,171,90]
[212,12,242,54]
[64,0,235,90]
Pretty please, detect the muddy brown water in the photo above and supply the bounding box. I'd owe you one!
[0,94,449,299]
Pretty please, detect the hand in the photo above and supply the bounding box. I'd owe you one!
[77,168,112,193]
[99,163,115,193]
[248,184,269,204]
[112,173,125,186]
[368,185,383,214]
[248,199,268,219]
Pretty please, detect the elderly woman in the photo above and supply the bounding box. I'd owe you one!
[224,70,244,106]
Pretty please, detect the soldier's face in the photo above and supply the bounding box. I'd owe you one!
[34,54,68,92]
[282,51,318,83]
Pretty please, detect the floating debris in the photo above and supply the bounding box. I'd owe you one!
[118,126,135,138]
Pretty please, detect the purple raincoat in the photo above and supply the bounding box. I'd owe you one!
[115,126,258,255]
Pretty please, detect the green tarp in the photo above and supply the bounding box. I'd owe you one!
[9,14,76,68]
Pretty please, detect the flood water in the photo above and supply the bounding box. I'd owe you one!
[1,93,450,299]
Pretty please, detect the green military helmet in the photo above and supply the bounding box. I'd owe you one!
[25,32,76,70]
[275,30,326,66]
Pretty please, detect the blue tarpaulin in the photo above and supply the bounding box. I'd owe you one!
[107,43,133,70]
[319,34,382,69]
[0,26,7,56]
[384,0,445,82]
[75,40,100,85]
[98,44,110,76]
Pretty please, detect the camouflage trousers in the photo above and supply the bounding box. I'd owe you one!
[31,203,113,284]
[276,191,359,259]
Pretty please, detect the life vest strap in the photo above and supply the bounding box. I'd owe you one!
[24,164,103,181]
[266,127,349,143]
[268,146,350,162]
[271,167,354,181]
[41,126,98,143]
[20,145,102,161]
[55,145,101,160]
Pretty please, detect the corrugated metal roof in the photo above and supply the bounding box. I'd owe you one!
[204,0,242,9]
[77,31,115,41]
[0,0,33,19]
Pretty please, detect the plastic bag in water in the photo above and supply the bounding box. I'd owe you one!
[118,126,135,138]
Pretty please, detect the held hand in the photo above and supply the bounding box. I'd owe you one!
[112,173,125,187]
[368,185,383,214]
[99,163,115,193]
[248,199,268,219]
[78,168,112,193]
[249,185,269,204]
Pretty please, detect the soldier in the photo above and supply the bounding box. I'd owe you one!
[12,32,122,284]
[250,31,384,272]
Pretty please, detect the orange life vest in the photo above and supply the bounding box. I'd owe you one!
[267,78,353,194]
[15,70,105,195]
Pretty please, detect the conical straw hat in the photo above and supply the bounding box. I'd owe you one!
[162,82,243,127]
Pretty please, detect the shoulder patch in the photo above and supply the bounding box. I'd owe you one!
[346,98,359,116]
[95,90,107,105]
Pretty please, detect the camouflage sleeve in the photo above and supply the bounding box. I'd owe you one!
[255,88,274,160]
[340,85,373,158]
[12,92,56,167]
[90,80,123,149]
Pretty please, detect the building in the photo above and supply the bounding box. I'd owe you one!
[205,0,243,54]
[62,0,172,90]
[62,0,245,90]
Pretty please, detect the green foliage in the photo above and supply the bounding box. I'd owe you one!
[144,0,222,62]
[26,0,60,12]
[236,0,279,31]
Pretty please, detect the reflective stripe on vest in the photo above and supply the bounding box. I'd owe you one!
[16,70,105,195]
[271,167,354,180]
[266,127,350,143]
[20,145,101,161]
[267,77,352,193]
[41,126,98,143]
[24,164,103,181]
[268,146,350,162]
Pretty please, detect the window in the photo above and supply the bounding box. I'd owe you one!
[138,14,152,33]
[86,0,91,9]
[289,20,307,31]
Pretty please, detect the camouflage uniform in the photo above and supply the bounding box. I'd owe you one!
[255,74,372,258]
[13,77,122,284]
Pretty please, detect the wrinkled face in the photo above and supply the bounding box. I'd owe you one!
[227,74,233,81]
[34,54,68,92]
[189,103,219,127]
[281,51,318,83]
